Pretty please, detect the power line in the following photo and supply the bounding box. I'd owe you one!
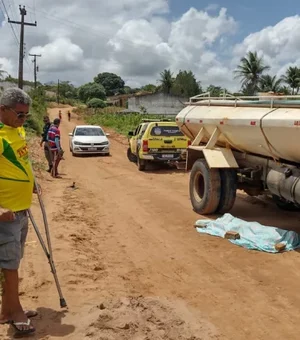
[25,6,152,51]
[1,0,19,46]
[8,5,37,89]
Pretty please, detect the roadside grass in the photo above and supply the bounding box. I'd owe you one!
[85,108,176,135]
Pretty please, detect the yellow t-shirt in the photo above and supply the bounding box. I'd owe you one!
[0,123,34,212]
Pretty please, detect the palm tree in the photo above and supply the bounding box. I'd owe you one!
[281,66,300,94]
[259,75,282,93]
[159,69,174,94]
[234,51,270,95]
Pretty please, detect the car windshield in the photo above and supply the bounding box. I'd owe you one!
[150,125,184,137]
[75,127,105,136]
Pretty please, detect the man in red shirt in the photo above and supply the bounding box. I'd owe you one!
[47,118,63,178]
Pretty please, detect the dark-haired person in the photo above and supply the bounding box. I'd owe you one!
[40,115,52,172]
[47,118,63,178]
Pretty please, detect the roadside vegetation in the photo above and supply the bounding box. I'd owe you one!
[86,111,175,136]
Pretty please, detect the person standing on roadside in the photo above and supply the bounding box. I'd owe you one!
[58,110,62,120]
[40,116,52,173]
[0,88,37,337]
[47,118,63,178]
[67,110,71,122]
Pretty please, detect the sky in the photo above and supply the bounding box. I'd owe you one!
[0,0,300,92]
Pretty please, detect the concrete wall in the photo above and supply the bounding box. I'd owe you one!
[128,93,188,115]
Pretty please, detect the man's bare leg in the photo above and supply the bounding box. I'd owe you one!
[0,269,34,331]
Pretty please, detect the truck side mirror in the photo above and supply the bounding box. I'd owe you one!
[128,131,134,136]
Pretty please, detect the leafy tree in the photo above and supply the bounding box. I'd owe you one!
[281,66,300,94]
[78,82,106,103]
[172,70,200,97]
[58,81,77,99]
[234,51,270,95]
[94,72,125,96]
[142,84,157,93]
[258,75,282,93]
[159,69,174,94]
[206,85,227,97]
[87,98,107,108]
[278,86,291,95]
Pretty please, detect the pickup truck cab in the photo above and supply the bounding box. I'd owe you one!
[127,119,190,171]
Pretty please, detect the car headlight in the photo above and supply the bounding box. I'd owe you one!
[74,141,83,145]
[102,141,109,145]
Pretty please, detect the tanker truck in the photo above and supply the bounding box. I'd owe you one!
[175,94,300,215]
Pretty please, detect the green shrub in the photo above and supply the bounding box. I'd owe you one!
[86,112,175,135]
[24,87,47,135]
[87,98,107,108]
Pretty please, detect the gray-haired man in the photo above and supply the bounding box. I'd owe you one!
[0,88,37,336]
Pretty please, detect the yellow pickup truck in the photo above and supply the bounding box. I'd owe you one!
[127,119,190,171]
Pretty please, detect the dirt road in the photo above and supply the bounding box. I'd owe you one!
[2,107,300,339]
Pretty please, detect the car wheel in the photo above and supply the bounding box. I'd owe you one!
[127,147,137,162]
[137,156,146,171]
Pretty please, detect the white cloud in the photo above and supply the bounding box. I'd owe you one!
[29,38,84,73]
[0,1,299,92]
[233,15,300,77]
[205,4,220,12]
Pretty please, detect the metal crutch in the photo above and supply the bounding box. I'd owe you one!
[28,177,67,308]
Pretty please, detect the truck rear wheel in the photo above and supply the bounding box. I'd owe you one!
[127,147,137,162]
[272,195,300,211]
[216,169,237,214]
[137,156,146,171]
[189,159,221,215]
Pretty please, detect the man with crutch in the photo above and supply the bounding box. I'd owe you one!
[0,88,37,336]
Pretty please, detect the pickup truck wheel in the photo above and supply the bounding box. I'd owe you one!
[127,147,137,162]
[137,156,146,171]
[189,159,221,215]
[216,169,237,214]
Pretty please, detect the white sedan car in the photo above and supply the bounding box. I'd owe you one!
[69,125,110,156]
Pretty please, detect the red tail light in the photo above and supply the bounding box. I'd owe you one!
[188,140,191,146]
[142,140,148,152]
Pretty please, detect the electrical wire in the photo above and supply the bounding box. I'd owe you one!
[0,0,19,46]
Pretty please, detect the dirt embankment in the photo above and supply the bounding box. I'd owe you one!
[1,107,300,340]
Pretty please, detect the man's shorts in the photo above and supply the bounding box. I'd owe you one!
[0,210,29,270]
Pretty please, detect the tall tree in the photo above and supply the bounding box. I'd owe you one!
[159,69,174,94]
[142,84,157,93]
[281,66,300,95]
[94,72,125,96]
[259,75,282,93]
[78,82,106,103]
[234,51,270,95]
[206,85,227,97]
[172,70,200,97]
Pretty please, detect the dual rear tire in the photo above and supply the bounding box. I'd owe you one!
[189,159,237,215]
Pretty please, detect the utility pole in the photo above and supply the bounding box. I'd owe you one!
[57,79,60,104]
[8,6,37,89]
[29,54,41,88]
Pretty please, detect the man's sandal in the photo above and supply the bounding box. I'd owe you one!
[10,319,36,337]
[0,310,38,325]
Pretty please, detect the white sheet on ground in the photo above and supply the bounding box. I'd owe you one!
[195,213,300,253]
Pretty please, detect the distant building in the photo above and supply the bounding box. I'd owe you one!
[107,91,152,108]
[128,92,188,115]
